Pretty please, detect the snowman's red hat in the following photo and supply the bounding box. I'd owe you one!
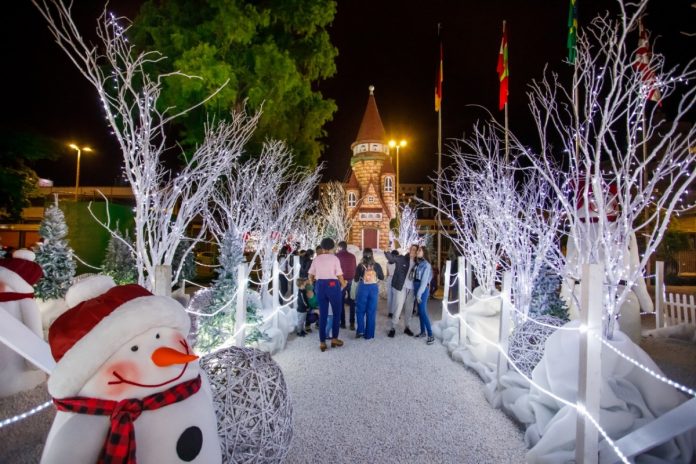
[47,283,191,398]
[0,250,43,293]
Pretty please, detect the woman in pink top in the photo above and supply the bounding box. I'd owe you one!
[308,238,347,352]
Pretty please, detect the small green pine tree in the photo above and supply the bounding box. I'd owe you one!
[102,229,137,284]
[34,201,76,299]
[528,264,570,321]
[196,230,245,353]
[173,239,196,283]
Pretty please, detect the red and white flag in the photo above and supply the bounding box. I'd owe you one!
[634,18,661,105]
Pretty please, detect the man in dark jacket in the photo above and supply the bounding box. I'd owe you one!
[385,244,418,337]
[335,241,357,330]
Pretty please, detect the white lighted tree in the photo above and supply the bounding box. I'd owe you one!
[394,204,421,253]
[32,0,259,290]
[318,181,352,242]
[517,0,696,337]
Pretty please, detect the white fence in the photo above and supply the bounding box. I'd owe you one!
[654,261,696,329]
[443,258,696,464]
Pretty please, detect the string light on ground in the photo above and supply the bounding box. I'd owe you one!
[0,401,53,429]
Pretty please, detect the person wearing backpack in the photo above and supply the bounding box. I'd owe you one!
[413,245,435,345]
[353,248,385,339]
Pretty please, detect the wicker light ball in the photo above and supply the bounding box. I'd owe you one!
[201,346,293,464]
[507,315,565,377]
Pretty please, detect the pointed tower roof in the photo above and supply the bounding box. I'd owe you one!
[354,85,386,144]
[346,171,360,189]
[380,158,395,175]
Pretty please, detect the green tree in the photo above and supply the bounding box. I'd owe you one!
[131,0,338,167]
[0,131,59,222]
[102,228,137,284]
[528,264,569,322]
[34,200,76,299]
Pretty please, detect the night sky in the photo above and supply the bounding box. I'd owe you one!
[3,1,695,186]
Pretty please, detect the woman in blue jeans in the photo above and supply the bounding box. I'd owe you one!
[353,248,384,339]
[413,246,435,345]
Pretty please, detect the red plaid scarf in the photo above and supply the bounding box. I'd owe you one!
[53,375,202,464]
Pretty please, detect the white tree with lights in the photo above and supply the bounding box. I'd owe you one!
[394,204,421,253]
[318,181,352,242]
[32,0,259,290]
[517,2,696,338]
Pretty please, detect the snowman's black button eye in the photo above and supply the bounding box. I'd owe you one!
[155,333,160,339]
[131,345,139,352]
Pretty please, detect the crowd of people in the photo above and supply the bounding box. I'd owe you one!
[292,238,435,352]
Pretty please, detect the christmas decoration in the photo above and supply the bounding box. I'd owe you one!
[33,201,76,300]
[528,264,570,322]
[507,315,565,376]
[101,227,136,285]
[200,346,292,464]
[0,250,46,397]
[42,281,221,463]
[393,204,420,253]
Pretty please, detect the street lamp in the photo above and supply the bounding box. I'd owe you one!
[69,143,93,201]
[388,139,407,206]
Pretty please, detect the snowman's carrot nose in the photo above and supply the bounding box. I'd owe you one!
[151,347,199,367]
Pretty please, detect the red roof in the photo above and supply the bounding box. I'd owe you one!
[380,158,395,175]
[354,86,386,143]
[346,171,360,189]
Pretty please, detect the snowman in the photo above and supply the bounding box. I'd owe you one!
[0,249,47,397]
[41,280,221,464]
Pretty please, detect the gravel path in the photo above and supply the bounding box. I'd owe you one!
[273,297,527,464]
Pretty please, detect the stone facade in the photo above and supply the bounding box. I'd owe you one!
[344,87,396,250]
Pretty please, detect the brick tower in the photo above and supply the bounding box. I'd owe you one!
[345,86,396,250]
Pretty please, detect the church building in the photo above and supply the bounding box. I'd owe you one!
[345,86,396,250]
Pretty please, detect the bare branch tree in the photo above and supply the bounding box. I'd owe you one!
[32,0,259,289]
[394,204,421,253]
[518,0,696,337]
[318,181,352,242]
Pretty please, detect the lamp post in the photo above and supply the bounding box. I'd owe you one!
[388,139,407,207]
[69,143,92,201]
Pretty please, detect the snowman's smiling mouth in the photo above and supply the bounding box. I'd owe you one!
[108,340,192,388]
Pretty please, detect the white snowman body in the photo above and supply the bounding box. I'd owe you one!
[0,251,47,397]
[41,283,221,464]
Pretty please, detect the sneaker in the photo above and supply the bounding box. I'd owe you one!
[387,329,395,338]
[404,328,414,336]
[350,323,355,331]
[426,336,435,345]
[296,331,306,337]
[320,342,327,352]
[340,322,346,329]
[388,313,393,319]
[415,332,426,338]
[355,333,364,339]
[331,339,344,348]
[305,327,313,333]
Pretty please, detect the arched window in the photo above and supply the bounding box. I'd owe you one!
[384,176,393,192]
[347,192,357,207]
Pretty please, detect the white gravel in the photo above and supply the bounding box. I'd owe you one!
[273,298,527,464]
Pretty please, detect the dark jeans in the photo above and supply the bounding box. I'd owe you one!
[315,279,343,343]
[341,280,356,325]
[416,285,432,337]
[355,282,379,339]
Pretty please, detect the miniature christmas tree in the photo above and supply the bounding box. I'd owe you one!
[528,263,569,321]
[102,228,137,284]
[34,199,76,299]
[173,239,196,283]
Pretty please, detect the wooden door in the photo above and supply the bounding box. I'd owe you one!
[362,228,378,249]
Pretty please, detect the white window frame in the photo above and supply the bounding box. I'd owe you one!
[347,192,357,207]
[384,176,393,192]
